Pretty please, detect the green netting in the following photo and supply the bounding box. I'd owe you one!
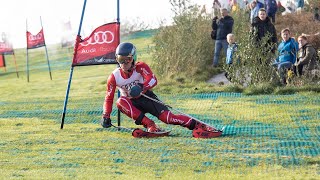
[1,92,319,168]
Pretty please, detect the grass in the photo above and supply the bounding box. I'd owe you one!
[1,33,320,179]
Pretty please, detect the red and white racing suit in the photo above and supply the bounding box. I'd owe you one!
[103,62,197,130]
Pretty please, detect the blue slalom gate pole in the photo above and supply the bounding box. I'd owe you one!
[40,16,52,80]
[60,0,87,129]
[117,0,121,127]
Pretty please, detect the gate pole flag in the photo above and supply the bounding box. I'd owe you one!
[60,0,120,129]
[26,17,52,82]
[0,33,19,77]
[0,54,6,72]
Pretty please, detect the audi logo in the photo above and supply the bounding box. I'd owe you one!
[80,31,114,46]
[28,34,43,41]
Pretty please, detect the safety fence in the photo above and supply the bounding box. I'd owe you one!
[1,92,319,168]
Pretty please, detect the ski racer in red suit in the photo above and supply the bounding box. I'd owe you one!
[101,42,218,135]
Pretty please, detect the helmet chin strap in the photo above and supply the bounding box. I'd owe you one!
[127,61,135,72]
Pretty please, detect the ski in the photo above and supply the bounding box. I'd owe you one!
[192,127,223,138]
[132,128,170,138]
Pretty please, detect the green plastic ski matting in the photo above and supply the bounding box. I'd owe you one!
[0,92,319,167]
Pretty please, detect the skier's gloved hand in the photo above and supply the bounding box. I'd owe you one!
[129,84,143,98]
[101,116,112,128]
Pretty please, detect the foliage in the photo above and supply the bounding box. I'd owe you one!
[152,0,215,81]
[120,18,150,36]
[223,10,278,86]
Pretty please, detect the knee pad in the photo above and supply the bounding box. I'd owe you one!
[116,97,143,121]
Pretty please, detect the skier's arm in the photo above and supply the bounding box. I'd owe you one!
[136,62,157,92]
[102,74,117,118]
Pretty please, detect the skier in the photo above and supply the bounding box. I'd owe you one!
[100,42,222,138]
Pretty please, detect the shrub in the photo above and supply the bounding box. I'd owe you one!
[151,0,214,82]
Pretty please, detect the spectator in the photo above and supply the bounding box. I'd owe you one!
[296,0,304,9]
[212,0,222,17]
[314,7,320,21]
[264,0,278,23]
[251,8,277,53]
[296,0,304,14]
[250,1,259,24]
[243,0,251,21]
[273,28,299,84]
[255,0,265,9]
[230,0,239,12]
[212,8,234,67]
[294,35,318,76]
[226,33,238,65]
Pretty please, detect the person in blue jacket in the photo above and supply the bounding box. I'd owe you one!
[226,33,238,65]
[273,28,299,84]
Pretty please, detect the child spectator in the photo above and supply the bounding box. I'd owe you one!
[226,33,238,65]
[314,7,320,21]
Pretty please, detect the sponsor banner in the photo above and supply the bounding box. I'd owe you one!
[26,29,45,49]
[0,42,14,55]
[72,22,119,66]
[0,54,5,67]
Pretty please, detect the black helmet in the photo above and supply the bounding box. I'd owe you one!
[115,42,137,64]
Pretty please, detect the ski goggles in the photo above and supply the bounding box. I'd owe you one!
[116,55,133,64]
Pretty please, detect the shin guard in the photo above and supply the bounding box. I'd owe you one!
[158,110,194,129]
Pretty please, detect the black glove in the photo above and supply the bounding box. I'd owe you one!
[101,117,112,128]
[129,84,143,98]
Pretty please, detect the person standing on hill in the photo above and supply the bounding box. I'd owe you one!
[264,0,278,23]
[250,1,260,24]
[251,8,277,54]
[212,0,222,17]
[211,8,234,67]
[101,42,222,138]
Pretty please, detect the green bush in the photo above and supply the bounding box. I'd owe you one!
[151,0,214,82]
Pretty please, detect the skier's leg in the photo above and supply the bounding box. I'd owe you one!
[116,96,160,132]
[158,110,217,131]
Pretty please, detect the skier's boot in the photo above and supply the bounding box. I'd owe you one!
[142,117,162,132]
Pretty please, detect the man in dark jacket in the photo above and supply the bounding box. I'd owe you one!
[212,8,234,67]
[251,8,277,53]
[264,0,278,23]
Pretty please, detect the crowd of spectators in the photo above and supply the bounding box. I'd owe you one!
[211,0,319,85]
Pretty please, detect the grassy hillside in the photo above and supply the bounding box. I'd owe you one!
[0,33,319,179]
